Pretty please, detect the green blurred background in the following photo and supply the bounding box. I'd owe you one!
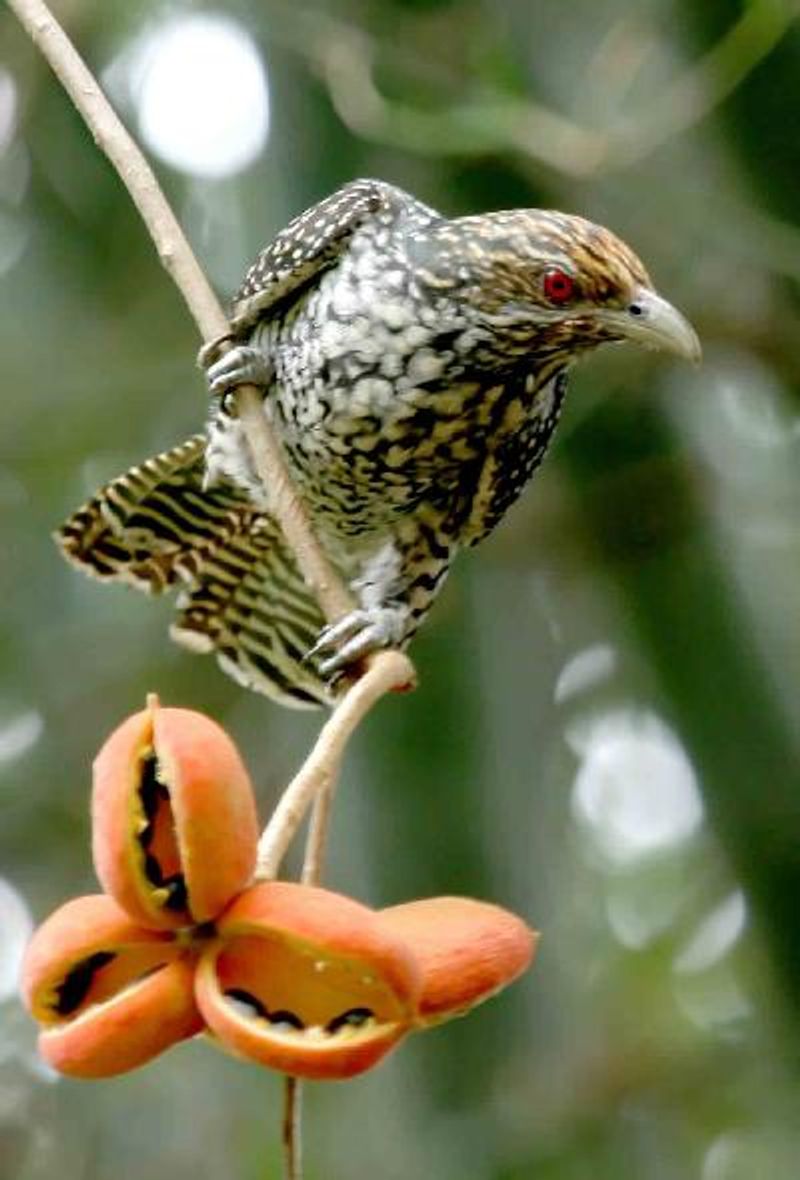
[2,0,800,1176]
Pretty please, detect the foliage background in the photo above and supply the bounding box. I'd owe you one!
[1,1,800,1177]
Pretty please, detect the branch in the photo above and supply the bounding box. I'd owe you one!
[274,658,411,1180]
[610,0,799,167]
[269,0,798,177]
[281,1076,303,1180]
[6,0,353,624]
[255,649,414,880]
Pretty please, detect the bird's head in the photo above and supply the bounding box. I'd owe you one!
[426,208,700,367]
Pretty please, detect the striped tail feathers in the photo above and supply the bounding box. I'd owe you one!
[171,516,331,708]
[54,435,241,593]
[54,435,332,708]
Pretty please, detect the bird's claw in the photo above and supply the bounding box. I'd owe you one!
[197,334,235,371]
[200,343,273,397]
[307,607,408,676]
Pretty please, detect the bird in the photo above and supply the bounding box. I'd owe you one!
[56,178,700,708]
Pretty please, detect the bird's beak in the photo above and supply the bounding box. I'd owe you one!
[599,287,702,364]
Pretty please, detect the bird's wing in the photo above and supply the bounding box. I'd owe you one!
[229,179,436,333]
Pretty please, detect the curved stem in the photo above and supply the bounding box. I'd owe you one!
[300,780,336,886]
[255,650,415,881]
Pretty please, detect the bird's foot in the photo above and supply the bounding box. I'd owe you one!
[199,341,273,398]
[307,605,408,676]
[197,334,235,371]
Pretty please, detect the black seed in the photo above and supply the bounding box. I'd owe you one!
[268,1009,305,1030]
[53,951,115,1016]
[224,988,270,1019]
[144,852,163,885]
[326,1007,374,1034]
[139,753,164,824]
[162,875,188,913]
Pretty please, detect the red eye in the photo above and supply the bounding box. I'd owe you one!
[543,269,575,305]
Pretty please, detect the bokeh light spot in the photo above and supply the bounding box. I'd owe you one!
[123,15,270,179]
[0,877,32,1001]
[674,890,746,975]
[702,1130,800,1180]
[555,643,616,703]
[0,710,43,766]
[569,708,703,864]
[0,68,18,156]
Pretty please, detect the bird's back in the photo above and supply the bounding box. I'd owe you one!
[224,193,569,555]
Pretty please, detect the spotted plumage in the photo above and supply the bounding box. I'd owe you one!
[57,179,699,706]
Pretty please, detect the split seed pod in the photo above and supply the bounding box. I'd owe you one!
[92,695,259,929]
[21,895,202,1078]
[379,896,537,1022]
[196,882,422,1080]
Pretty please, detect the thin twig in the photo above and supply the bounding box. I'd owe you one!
[273,0,798,177]
[279,669,346,1175]
[300,779,336,886]
[255,649,415,880]
[278,633,391,1180]
[282,1077,303,1180]
[5,0,353,626]
[278,687,344,1180]
[609,0,798,167]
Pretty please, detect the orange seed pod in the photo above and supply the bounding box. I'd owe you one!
[92,695,258,929]
[21,894,201,1078]
[196,882,421,1080]
[379,896,537,1023]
